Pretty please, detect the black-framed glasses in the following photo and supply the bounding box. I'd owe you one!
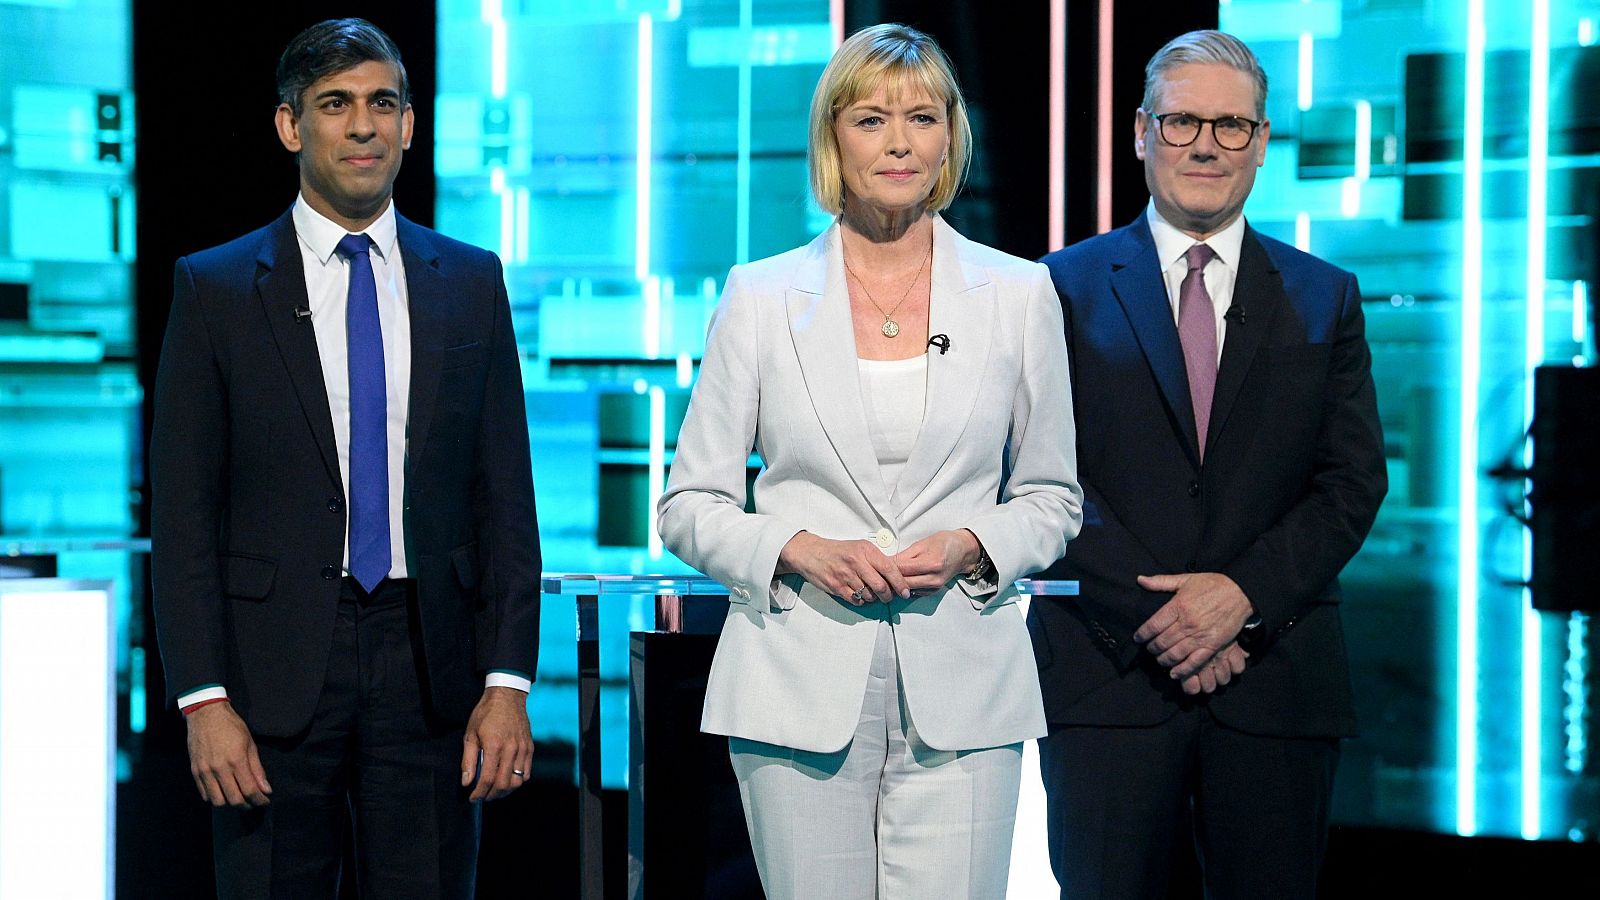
[1147,112,1261,151]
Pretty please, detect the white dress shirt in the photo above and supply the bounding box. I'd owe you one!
[1145,200,1247,364]
[293,196,413,579]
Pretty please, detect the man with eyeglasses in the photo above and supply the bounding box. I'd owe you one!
[1031,30,1386,899]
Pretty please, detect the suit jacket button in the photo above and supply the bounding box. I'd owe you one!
[1187,481,1200,498]
[321,565,338,580]
[328,497,343,513]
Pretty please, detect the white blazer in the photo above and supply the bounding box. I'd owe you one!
[658,217,1083,753]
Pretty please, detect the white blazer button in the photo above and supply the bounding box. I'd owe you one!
[875,528,894,548]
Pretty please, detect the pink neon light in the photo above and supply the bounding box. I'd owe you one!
[1097,0,1114,234]
[1049,0,1066,251]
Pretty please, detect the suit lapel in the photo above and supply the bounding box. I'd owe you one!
[1207,227,1282,454]
[890,218,993,514]
[396,216,449,475]
[1109,216,1200,466]
[785,225,892,516]
[257,209,342,487]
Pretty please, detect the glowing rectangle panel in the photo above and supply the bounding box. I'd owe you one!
[1219,0,1342,40]
[0,579,114,900]
[686,25,833,67]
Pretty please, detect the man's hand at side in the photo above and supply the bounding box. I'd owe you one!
[186,702,271,808]
[461,686,534,802]
[1133,572,1255,679]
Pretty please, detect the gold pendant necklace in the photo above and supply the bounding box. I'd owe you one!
[843,239,932,338]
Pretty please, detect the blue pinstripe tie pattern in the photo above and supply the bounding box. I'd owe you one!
[337,233,391,592]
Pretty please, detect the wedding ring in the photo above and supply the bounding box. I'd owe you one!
[850,588,865,602]
[512,769,525,777]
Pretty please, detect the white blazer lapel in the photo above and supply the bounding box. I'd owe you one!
[784,224,893,516]
[890,217,995,513]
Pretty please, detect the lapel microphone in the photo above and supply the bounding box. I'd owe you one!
[1224,304,1246,324]
[293,306,313,323]
[927,334,952,355]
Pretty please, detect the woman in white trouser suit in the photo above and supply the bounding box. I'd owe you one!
[658,23,1083,900]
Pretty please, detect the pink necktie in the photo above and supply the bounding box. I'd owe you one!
[1178,243,1218,458]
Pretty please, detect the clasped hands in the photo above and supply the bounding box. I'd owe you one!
[1133,571,1254,696]
[777,529,981,605]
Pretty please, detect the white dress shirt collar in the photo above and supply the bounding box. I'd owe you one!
[1145,200,1246,276]
[292,194,400,266]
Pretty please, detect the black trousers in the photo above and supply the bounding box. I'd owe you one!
[1038,705,1339,900]
[212,578,479,900]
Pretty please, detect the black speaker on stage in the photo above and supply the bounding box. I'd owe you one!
[1530,365,1600,612]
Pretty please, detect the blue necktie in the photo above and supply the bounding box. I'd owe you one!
[337,233,391,592]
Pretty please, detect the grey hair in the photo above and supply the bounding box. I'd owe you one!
[1141,30,1267,119]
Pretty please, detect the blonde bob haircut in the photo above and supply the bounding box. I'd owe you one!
[808,23,972,216]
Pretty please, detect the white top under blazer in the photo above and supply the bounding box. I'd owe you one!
[857,355,926,494]
[658,217,1084,753]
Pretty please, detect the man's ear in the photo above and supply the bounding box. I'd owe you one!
[1254,117,1271,167]
[275,103,302,154]
[1133,109,1149,161]
[401,103,414,151]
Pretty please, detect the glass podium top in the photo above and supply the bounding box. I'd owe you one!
[540,573,1078,596]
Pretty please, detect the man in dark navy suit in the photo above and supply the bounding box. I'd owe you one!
[151,19,540,898]
[1033,30,1386,899]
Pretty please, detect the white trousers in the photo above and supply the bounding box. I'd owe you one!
[729,619,1024,900]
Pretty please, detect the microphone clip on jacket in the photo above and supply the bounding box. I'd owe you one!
[928,334,951,355]
[293,306,313,323]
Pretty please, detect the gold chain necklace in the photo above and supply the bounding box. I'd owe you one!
[843,239,932,338]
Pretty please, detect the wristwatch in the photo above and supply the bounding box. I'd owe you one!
[965,542,995,584]
[1237,612,1264,649]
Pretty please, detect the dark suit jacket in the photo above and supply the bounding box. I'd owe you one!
[151,208,541,738]
[1031,214,1386,739]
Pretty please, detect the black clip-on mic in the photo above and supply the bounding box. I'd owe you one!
[927,334,951,355]
[1224,304,1246,324]
[293,306,313,323]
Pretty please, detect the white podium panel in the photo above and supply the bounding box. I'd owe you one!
[0,579,114,900]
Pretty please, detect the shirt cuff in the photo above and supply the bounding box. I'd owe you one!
[485,670,532,693]
[177,684,228,710]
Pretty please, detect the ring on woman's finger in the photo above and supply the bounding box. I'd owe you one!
[850,588,865,602]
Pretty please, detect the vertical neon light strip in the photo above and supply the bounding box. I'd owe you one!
[483,0,507,99]
[647,386,666,560]
[635,14,654,283]
[1575,281,1589,346]
[1298,33,1313,111]
[492,166,513,262]
[1294,212,1311,252]
[516,187,531,264]
[643,276,661,359]
[1521,0,1550,841]
[736,0,753,263]
[1096,0,1113,234]
[1342,100,1371,218]
[1457,0,1486,839]
[1048,0,1065,251]
[831,0,844,47]
[484,0,510,259]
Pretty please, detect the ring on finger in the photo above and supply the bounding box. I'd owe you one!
[849,588,865,602]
